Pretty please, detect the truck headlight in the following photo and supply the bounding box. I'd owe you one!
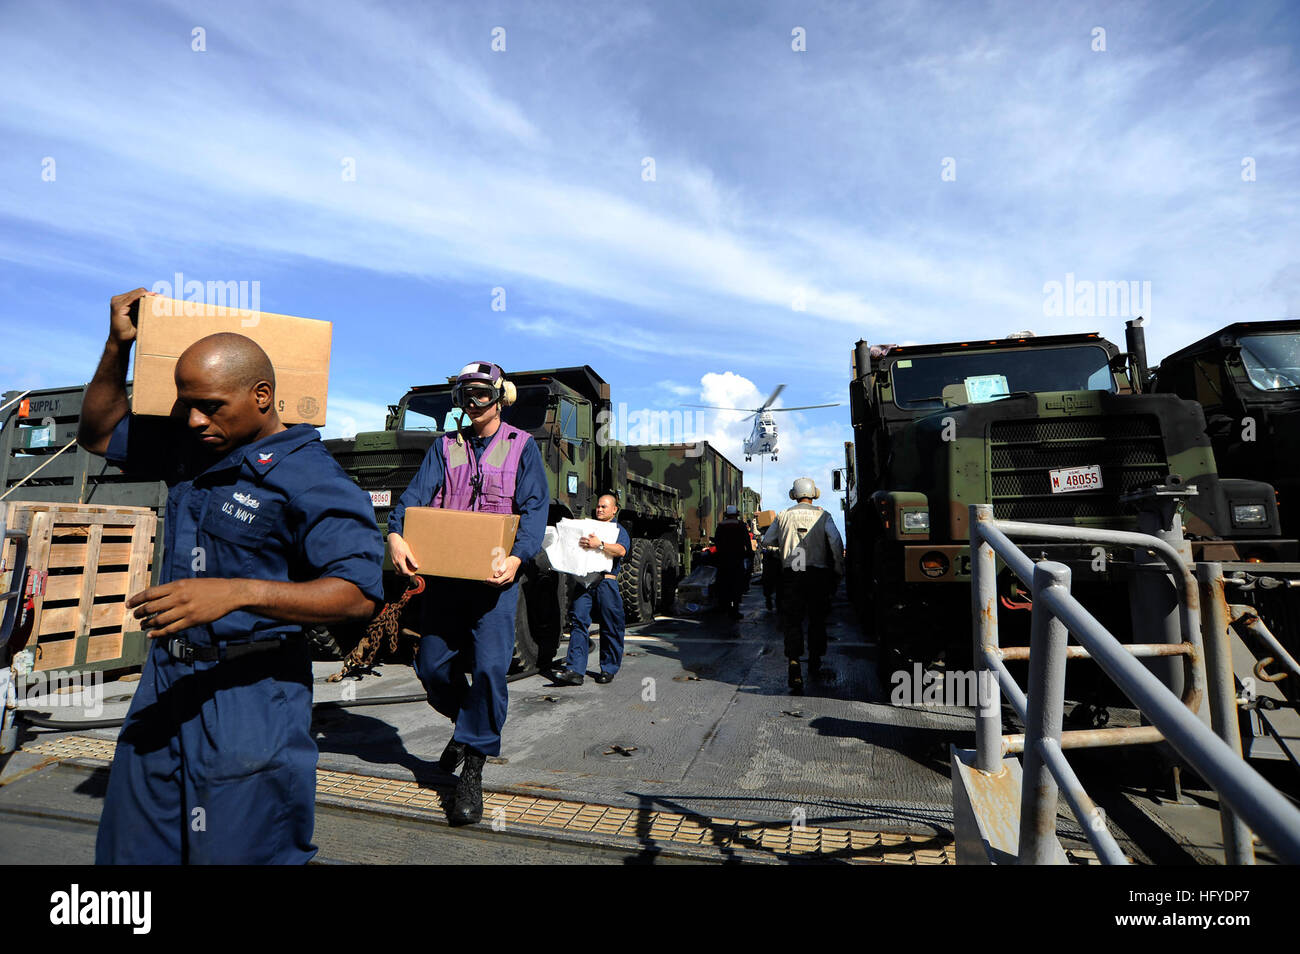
[902,510,930,531]
[1231,503,1267,527]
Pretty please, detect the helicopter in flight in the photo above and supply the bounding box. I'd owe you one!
[684,385,840,461]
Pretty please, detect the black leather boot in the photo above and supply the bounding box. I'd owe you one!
[439,738,467,774]
[788,659,803,695]
[552,667,585,686]
[449,750,486,826]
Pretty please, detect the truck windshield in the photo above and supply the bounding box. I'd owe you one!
[1240,334,1300,391]
[401,385,550,431]
[891,345,1115,409]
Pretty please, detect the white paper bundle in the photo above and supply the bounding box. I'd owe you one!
[543,518,621,577]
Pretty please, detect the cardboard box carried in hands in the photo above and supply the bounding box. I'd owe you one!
[131,295,331,425]
[402,507,520,582]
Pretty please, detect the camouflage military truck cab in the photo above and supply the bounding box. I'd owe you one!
[844,331,1294,663]
[624,441,745,573]
[1151,320,1300,537]
[740,486,763,538]
[324,367,683,673]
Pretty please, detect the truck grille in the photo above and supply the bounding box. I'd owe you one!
[988,415,1168,521]
[328,450,413,471]
[328,450,427,527]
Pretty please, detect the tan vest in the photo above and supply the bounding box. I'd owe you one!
[765,504,842,572]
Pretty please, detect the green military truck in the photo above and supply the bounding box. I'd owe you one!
[324,367,689,674]
[1,385,169,518]
[843,331,1295,663]
[1149,320,1300,654]
[624,442,744,570]
[1150,320,1300,538]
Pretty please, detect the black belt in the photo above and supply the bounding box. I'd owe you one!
[163,636,295,664]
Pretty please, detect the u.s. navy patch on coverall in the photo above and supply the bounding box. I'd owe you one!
[94,416,384,864]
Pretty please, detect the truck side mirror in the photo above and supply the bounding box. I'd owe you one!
[832,471,843,492]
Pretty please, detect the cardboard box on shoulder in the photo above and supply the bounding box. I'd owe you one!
[132,295,331,425]
[402,507,519,582]
[755,510,777,530]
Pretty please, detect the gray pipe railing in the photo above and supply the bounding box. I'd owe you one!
[970,503,1300,865]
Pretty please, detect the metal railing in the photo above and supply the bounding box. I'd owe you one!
[1229,604,1300,686]
[969,503,1300,865]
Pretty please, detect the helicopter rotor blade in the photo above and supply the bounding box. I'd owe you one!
[758,384,787,411]
[680,404,759,412]
[765,402,842,412]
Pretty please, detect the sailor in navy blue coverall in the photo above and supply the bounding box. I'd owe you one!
[78,289,383,865]
[385,364,546,825]
[385,437,546,756]
[554,494,629,686]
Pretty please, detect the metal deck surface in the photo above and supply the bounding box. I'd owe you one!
[312,590,969,833]
[0,584,1229,864]
[2,586,981,863]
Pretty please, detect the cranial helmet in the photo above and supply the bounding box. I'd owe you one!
[451,361,516,410]
[724,505,740,517]
[790,477,820,500]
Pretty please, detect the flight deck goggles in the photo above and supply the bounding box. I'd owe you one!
[452,382,503,410]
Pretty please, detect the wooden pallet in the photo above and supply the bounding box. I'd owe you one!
[1,501,155,673]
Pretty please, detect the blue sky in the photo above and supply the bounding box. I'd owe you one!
[2,0,1298,529]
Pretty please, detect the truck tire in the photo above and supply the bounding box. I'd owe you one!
[871,538,905,668]
[509,584,540,678]
[543,570,573,667]
[652,538,679,614]
[619,538,658,624]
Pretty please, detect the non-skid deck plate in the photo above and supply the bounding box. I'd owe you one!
[24,735,957,864]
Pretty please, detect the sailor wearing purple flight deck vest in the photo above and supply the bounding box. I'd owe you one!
[386,362,547,826]
[431,419,530,513]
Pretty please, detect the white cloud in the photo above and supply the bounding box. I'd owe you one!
[652,379,698,398]
[320,394,390,441]
[692,371,847,526]
[506,316,566,338]
[1,0,1296,439]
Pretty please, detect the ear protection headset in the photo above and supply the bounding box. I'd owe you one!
[450,362,516,445]
[451,362,516,410]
